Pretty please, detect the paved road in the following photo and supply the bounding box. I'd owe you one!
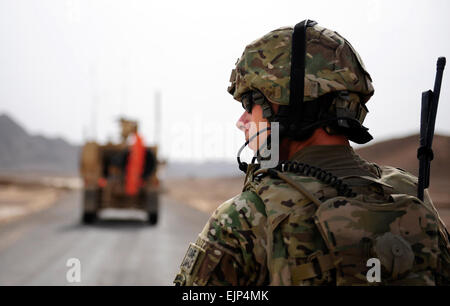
[0,191,210,285]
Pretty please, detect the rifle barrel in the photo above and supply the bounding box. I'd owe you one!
[417,57,446,201]
[426,57,446,148]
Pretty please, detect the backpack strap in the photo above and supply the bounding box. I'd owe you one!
[266,169,322,207]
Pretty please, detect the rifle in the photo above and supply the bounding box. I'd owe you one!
[417,57,446,201]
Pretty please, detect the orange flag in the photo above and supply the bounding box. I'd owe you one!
[125,133,145,196]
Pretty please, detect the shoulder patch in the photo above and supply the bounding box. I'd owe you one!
[180,242,205,275]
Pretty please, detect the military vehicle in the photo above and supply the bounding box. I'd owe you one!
[79,118,160,225]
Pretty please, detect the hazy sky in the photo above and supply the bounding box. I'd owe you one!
[1,0,449,161]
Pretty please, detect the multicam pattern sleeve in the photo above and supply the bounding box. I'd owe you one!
[174,190,269,286]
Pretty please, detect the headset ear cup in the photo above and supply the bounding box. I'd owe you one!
[238,161,248,172]
[271,104,290,138]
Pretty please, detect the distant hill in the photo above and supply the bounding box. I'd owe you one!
[356,134,449,208]
[0,113,79,174]
[355,134,449,180]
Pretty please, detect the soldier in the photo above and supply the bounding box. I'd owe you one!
[174,20,450,286]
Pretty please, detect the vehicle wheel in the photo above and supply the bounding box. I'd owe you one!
[145,191,159,225]
[82,189,100,225]
[82,212,97,224]
[148,212,158,225]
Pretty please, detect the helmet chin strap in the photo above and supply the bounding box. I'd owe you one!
[237,126,271,173]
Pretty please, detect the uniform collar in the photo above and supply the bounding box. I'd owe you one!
[289,145,378,178]
[290,145,355,162]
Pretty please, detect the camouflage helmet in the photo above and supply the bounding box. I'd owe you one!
[227,22,375,144]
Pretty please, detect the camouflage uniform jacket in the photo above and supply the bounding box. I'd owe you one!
[174,145,450,285]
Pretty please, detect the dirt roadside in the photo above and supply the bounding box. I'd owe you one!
[0,174,81,225]
[164,177,244,214]
[0,184,64,224]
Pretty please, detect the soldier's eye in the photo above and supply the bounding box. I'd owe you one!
[241,95,253,113]
[242,102,252,113]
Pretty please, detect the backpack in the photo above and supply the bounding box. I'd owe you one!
[253,163,449,285]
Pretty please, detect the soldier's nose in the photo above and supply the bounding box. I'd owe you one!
[236,111,250,132]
